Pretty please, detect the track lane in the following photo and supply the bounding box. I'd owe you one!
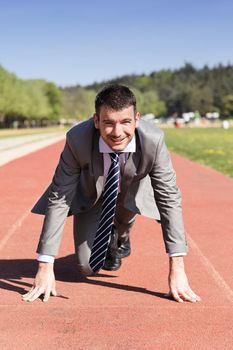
[0,141,233,349]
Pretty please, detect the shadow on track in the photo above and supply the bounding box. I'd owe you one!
[0,254,172,301]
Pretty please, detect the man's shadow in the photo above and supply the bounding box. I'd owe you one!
[0,254,172,301]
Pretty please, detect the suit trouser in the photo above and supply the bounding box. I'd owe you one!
[73,194,136,275]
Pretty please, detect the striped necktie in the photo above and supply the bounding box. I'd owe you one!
[89,153,120,273]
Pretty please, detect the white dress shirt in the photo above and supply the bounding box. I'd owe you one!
[37,136,186,262]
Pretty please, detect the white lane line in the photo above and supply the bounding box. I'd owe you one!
[188,234,233,303]
[0,208,31,251]
[0,134,65,166]
[0,133,61,152]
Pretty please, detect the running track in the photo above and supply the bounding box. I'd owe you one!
[0,140,233,349]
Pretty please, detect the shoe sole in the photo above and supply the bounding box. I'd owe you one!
[101,264,121,271]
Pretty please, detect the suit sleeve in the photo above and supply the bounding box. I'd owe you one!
[149,132,188,255]
[37,137,81,256]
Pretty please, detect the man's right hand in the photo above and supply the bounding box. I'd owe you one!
[22,262,57,302]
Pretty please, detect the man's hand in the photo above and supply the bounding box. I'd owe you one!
[22,262,57,302]
[168,256,201,303]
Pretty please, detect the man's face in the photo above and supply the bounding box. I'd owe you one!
[93,105,140,151]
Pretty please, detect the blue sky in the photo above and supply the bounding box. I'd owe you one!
[0,0,232,86]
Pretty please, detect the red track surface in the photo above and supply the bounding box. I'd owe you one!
[1,141,233,349]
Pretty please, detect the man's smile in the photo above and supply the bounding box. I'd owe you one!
[110,137,126,144]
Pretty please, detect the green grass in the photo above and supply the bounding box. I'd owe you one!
[163,127,233,178]
[0,126,68,139]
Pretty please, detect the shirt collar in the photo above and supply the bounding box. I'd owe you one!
[99,135,136,153]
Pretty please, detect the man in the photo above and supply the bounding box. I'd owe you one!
[22,85,200,303]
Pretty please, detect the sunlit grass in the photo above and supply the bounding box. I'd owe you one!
[0,126,68,138]
[163,127,233,178]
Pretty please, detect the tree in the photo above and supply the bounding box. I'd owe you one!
[223,95,233,117]
[140,90,166,117]
[62,86,96,121]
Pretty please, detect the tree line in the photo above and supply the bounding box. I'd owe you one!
[0,65,63,128]
[1,63,233,128]
[86,63,233,118]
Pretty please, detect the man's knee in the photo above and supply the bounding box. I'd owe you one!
[74,246,94,276]
[77,262,95,276]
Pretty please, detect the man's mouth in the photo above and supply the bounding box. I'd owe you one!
[110,138,125,144]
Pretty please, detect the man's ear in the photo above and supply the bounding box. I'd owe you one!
[135,112,140,128]
[93,113,99,129]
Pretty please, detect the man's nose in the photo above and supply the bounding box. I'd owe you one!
[112,124,122,137]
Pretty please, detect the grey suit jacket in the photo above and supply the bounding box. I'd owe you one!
[33,118,187,256]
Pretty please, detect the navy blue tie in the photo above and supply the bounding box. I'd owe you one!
[89,153,120,273]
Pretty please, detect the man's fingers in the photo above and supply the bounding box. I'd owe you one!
[188,288,201,301]
[179,290,197,302]
[22,286,35,298]
[43,285,57,302]
[22,287,56,302]
[22,286,44,302]
[171,291,184,303]
[51,287,57,297]
[43,288,51,302]
[22,284,57,302]
[183,287,201,302]
[22,286,39,301]
[171,288,201,303]
[27,287,45,302]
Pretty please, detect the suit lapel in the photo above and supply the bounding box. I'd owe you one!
[92,131,104,200]
[121,131,142,193]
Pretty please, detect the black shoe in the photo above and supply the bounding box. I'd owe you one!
[102,255,122,271]
[102,228,122,271]
[118,239,131,258]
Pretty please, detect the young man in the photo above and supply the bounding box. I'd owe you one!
[22,85,200,303]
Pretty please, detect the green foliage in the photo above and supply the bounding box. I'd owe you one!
[1,62,233,128]
[0,65,62,127]
[140,90,166,116]
[223,95,233,117]
[45,82,63,120]
[85,62,233,118]
[62,86,95,121]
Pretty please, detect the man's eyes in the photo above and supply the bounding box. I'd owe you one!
[103,120,131,125]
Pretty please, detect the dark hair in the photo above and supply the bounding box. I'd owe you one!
[95,84,137,116]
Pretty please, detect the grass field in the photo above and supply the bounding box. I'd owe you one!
[163,127,233,178]
[0,126,68,138]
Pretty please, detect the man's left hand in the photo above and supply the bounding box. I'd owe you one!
[168,256,201,303]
